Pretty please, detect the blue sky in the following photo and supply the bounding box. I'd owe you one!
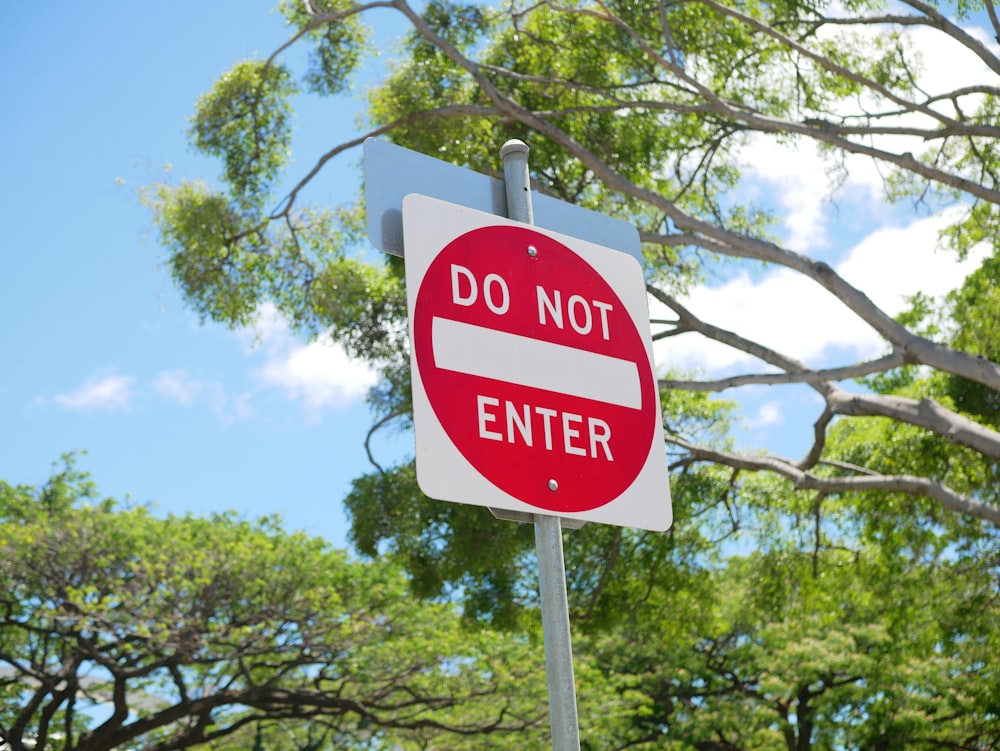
[1,3,992,549]
[1,2,409,548]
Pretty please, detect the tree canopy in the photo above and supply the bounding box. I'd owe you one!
[0,458,550,751]
[141,0,1000,747]
[4,458,997,750]
[145,0,1000,525]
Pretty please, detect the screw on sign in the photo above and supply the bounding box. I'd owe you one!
[403,194,671,531]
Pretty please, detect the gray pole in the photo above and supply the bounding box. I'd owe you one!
[499,139,582,751]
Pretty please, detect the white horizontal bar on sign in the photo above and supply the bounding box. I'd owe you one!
[431,317,642,409]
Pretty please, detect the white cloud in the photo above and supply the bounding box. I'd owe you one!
[747,400,785,429]
[255,333,378,410]
[905,23,997,104]
[205,383,257,425]
[655,209,987,373]
[835,207,988,316]
[244,304,379,418]
[46,307,377,422]
[736,19,996,252]
[738,137,883,251]
[152,369,255,424]
[655,261,865,371]
[54,374,136,411]
[666,18,997,375]
[152,369,202,406]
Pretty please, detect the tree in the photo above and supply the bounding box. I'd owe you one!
[0,458,550,751]
[142,0,1000,746]
[568,502,1000,750]
[144,0,1000,528]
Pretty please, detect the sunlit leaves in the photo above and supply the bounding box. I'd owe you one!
[144,180,266,327]
[941,200,1000,260]
[278,0,372,96]
[943,250,1000,425]
[140,0,1000,744]
[578,540,1000,751]
[345,462,537,628]
[190,59,297,206]
[0,461,552,751]
[143,180,407,366]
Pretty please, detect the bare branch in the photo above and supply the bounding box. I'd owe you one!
[801,407,836,471]
[827,391,1000,461]
[263,1,398,70]
[647,283,833,396]
[986,0,1000,45]
[667,435,1000,525]
[364,408,408,474]
[896,0,1000,75]
[650,276,1000,463]
[272,105,503,218]
[657,353,907,390]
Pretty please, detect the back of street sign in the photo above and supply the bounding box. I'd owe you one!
[364,138,642,263]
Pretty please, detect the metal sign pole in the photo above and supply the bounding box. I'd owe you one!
[533,514,582,751]
[499,140,582,751]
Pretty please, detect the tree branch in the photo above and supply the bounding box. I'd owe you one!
[667,435,1000,525]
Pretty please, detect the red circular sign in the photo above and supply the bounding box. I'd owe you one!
[412,224,656,513]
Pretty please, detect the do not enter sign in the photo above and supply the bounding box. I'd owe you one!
[403,194,671,531]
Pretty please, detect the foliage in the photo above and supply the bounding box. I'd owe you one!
[142,0,1000,747]
[144,0,1000,524]
[581,543,1000,750]
[942,251,1000,426]
[0,458,549,751]
[190,60,297,208]
[142,182,407,365]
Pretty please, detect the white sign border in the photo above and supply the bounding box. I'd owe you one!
[403,193,672,531]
